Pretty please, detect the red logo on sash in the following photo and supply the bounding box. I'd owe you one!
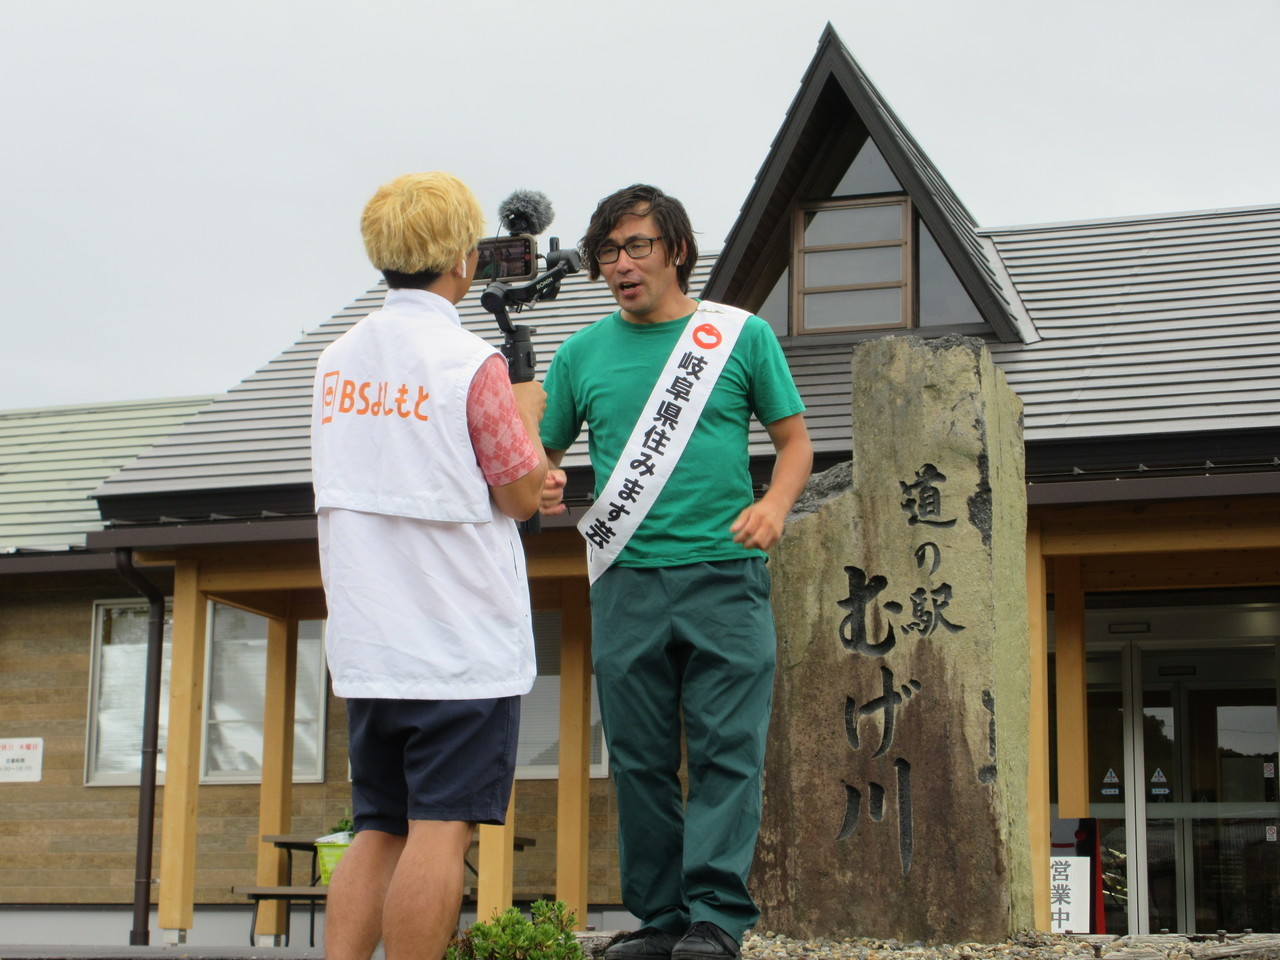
[692,323,722,349]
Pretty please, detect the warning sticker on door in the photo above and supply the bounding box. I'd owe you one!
[1151,768,1168,783]
[1104,769,1120,784]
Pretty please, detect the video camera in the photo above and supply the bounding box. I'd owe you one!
[477,190,582,384]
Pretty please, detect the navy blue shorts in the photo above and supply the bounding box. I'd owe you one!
[346,696,520,832]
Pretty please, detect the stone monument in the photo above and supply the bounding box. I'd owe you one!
[754,336,1032,943]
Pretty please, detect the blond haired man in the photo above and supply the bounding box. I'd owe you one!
[311,171,549,960]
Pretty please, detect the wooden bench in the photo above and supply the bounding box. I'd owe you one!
[232,884,328,947]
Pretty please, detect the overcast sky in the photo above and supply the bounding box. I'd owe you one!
[3,0,1277,412]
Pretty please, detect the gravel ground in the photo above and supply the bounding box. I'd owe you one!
[737,931,1280,960]
[580,931,1280,960]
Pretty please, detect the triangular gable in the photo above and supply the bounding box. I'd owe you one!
[704,23,1038,344]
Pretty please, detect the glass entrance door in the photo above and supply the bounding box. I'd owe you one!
[1077,643,1280,933]
[1138,649,1280,933]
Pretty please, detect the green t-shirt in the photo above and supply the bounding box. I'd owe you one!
[540,305,805,567]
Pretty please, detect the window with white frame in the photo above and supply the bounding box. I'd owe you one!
[85,600,326,786]
[516,611,607,779]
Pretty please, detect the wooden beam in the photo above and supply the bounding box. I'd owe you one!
[204,589,329,622]
[1033,494,1280,526]
[1034,497,1280,558]
[254,617,299,941]
[556,578,592,930]
[138,543,323,593]
[283,596,330,621]
[527,555,589,579]
[1043,524,1280,557]
[476,789,516,921]
[1025,523,1051,931]
[525,527,588,579]
[198,566,322,592]
[1080,549,1280,592]
[1053,557,1089,818]
[158,560,209,939]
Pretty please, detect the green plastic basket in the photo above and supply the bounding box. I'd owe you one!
[316,837,351,884]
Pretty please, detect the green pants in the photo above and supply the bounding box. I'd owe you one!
[590,559,776,941]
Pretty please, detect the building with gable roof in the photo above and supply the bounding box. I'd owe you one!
[706,25,1280,937]
[2,23,1278,944]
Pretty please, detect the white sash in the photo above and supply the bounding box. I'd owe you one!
[577,301,750,583]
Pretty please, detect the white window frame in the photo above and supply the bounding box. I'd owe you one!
[85,598,327,786]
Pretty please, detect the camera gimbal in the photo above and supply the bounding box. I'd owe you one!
[480,238,582,383]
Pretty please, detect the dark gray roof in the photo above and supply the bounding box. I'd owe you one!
[704,23,1036,345]
[984,205,1280,440]
[0,396,212,552]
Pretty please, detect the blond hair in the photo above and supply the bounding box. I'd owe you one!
[360,171,485,276]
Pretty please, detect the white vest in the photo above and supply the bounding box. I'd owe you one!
[310,288,535,700]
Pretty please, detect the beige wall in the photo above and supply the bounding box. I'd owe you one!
[0,574,622,906]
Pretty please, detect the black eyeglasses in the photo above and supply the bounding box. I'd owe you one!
[595,236,663,264]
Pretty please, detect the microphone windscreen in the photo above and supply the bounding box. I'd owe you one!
[499,190,555,236]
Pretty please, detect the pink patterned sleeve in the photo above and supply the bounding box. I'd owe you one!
[467,354,540,487]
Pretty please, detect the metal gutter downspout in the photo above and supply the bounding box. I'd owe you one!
[113,548,165,947]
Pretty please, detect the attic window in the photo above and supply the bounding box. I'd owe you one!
[792,197,911,333]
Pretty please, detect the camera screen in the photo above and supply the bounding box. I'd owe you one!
[476,236,536,283]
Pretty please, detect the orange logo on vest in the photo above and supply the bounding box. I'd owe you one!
[320,370,429,424]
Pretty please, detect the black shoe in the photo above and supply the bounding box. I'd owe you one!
[672,922,741,960]
[604,927,682,960]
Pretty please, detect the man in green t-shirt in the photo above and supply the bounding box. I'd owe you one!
[540,185,812,960]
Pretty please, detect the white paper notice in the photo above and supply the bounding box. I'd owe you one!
[0,738,43,782]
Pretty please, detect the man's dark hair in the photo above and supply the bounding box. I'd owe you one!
[580,184,698,294]
[381,268,441,290]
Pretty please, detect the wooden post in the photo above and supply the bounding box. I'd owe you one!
[254,615,299,941]
[476,788,516,920]
[556,577,592,929]
[158,560,209,942]
[1053,557,1089,818]
[1026,523,1051,931]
